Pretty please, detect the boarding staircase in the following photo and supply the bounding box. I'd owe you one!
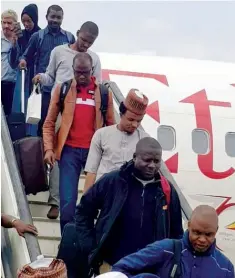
[27,177,85,257]
[1,80,192,276]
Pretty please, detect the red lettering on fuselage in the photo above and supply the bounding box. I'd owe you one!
[180,90,235,179]
[204,195,235,217]
[102,69,169,86]
[165,153,179,173]
[216,196,235,216]
[101,70,234,179]
[146,101,160,123]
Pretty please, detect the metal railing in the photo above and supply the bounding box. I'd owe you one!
[1,229,13,278]
[1,106,41,262]
[103,80,193,221]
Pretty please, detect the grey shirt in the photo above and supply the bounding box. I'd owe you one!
[39,44,102,94]
[85,125,149,181]
[1,31,17,82]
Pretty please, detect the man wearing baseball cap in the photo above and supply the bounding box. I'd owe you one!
[84,88,150,192]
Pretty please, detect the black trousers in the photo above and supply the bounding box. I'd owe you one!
[1,81,15,116]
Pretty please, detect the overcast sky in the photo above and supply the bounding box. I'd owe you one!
[2,1,235,63]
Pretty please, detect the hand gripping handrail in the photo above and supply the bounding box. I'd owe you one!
[1,105,41,262]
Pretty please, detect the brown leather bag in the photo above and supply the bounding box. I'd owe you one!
[13,136,49,195]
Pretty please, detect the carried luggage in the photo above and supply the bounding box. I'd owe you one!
[57,223,78,275]
[7,69,27,142]
[57,223,89,278]
[14,136,49,195]
[58,223,79,278]
[7,69,48,196]
[26,83,42,125]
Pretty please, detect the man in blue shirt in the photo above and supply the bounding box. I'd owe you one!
[19,5,75,219]
[112,205,234,278]
[1,9,18,116]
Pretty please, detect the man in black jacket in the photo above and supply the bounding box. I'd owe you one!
[75,137,183,277]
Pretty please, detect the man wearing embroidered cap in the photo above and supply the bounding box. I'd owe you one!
[84,88,150,192]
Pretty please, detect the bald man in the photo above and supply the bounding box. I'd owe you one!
[72,137,183,277]
[43,52,115,231]
[112,205,234,278]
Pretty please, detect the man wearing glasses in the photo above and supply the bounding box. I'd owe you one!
[43,52,115,234]
[32,21,101,221]
[33,21,101,91]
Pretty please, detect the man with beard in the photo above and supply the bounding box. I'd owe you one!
[112,205,234,278]
[84,89,150,192]
[1,9,18,116]
[19,5,75,220]
[75,137,183,277]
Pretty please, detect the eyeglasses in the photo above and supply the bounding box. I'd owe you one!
[72,66,92,75]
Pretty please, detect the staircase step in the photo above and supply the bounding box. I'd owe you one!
[27,175,86,258]
[33,217,60,238]
[28,190,83,205]
[29,203,51,218]
[27,191,49,203]
[29,190,83,218]
[27,175,85,203]
[38,237,60,257]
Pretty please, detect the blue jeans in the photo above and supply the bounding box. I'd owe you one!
[59,145,89,234]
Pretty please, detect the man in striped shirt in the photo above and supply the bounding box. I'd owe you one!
[19,5,75,219]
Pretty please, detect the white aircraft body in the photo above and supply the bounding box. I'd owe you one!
[1,53,235,275]
[98,52,235,264]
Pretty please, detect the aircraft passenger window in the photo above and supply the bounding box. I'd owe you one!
[157,125,176,151]
[192,129,210,154]
[225,132,235,157]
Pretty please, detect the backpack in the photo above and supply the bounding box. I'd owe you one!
[59,80,109,127]
[169,239,182,278]
[37,29,74,48]
[34,29,74,72]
